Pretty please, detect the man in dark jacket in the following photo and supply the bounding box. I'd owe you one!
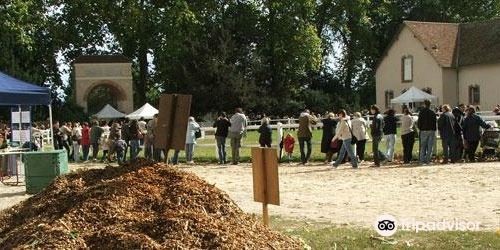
[438,105,458,163]
[213,112,231,164]
[452,104,466,160]
[417,99,437,164]
[121,118,131,160]
[462,107,491,162]
[297,109,317,165]
[370,105,386,167]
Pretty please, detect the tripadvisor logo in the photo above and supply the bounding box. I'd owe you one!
[374,214,482,236]
[374,214,398,237]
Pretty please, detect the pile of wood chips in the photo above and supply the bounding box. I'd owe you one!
[0,159,303,249]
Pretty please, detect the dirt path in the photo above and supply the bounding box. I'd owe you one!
[1,161,499,231]
[182,162,500,230]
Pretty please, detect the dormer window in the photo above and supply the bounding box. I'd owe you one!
[402,55,413,82]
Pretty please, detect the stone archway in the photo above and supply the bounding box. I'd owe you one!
[73,55,134,114]
[84,81,127,114]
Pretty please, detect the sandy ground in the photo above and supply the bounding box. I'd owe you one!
[182,162,500,231]
[1,161,499,231]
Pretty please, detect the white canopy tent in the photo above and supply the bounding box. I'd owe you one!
[94,104,126,119]
[126,103,159,120]
[391,86,437,104]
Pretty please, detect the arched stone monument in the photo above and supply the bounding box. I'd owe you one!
[73,55,134,114]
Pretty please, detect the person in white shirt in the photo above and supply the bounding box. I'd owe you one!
[228,108,247,165]
[71,122,82,163]
[332,110,358,168]
[351,112,369,162]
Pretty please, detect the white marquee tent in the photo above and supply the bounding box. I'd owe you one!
[390,86,437,104]
[126,103,159,120]
[94,104,126,119]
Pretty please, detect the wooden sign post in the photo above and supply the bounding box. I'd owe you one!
[154,94,192,162]
[251,147,280,226]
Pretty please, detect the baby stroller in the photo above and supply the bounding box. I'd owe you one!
[480,121,500,160]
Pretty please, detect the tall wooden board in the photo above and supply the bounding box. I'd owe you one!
[251,147,280,206]
[154,94,192,151]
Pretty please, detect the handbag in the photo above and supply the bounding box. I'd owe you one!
[346,121,357,145]
[330,138,340,150]
[195,129,202,139]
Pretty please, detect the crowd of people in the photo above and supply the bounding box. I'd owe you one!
[0,100,496,167]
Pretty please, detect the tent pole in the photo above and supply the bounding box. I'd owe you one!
[18,105,22,144]
[49,104,54,149]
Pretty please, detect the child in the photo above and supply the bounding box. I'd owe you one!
[101,134,110,163]
[283,133,295,163]
[258,118,272,147]
[114,135,127,165]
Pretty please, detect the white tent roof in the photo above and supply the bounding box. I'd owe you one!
[390,86,437,104]
[126,103,159,120]
[94,104,126,119]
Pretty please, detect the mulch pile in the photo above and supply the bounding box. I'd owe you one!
[0,159,303,249]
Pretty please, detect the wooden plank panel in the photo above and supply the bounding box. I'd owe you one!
[154,94,174,149]
[251,147,265,203]
[263,148,280,205]
[170,94,192,151]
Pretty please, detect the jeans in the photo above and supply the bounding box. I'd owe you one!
[215,136,227,164]
[186,143,195,162]
[401,132,415,163]
[153,148,163,162]
[384,134,396,161]
[144,139,153,159]
[123,140,130,160]
[172,149,180,165]
[465,140,479,162]
[129,139,140,160]
[101,150,108,161]
[229,132,243,163]
[333,138,358,168]
[298,137,312,164]
[419,130,436,164]
[356,139,367,161]
[116,150,125,164]
[372,135,386,166]
[62,140,71,159]
[442,136,458,162]
[92,142,99,160]
[82,145,90,161]
[72,142,80,162]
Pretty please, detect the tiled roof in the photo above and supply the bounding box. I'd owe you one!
[404,21,459,68]
[379,19,500,69]
[458,18,500,66]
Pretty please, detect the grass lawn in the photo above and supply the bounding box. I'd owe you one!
[183,129,444,163]
[270,217,500,249]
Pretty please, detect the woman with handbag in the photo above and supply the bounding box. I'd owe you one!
[400,107,416,164]
[351,112,369,163]
[332,110,358,169]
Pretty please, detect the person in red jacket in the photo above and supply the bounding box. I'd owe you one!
[81,122,90,162]
[283,133,295,163]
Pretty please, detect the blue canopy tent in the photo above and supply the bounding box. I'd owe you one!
[0,71,53,147]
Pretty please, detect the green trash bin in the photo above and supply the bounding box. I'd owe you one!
[23,150,69,194]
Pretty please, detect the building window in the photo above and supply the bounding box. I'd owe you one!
[401,55,413,82]
[422,87,432,94]
[385,90,394,109]
[469,85,480,105]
